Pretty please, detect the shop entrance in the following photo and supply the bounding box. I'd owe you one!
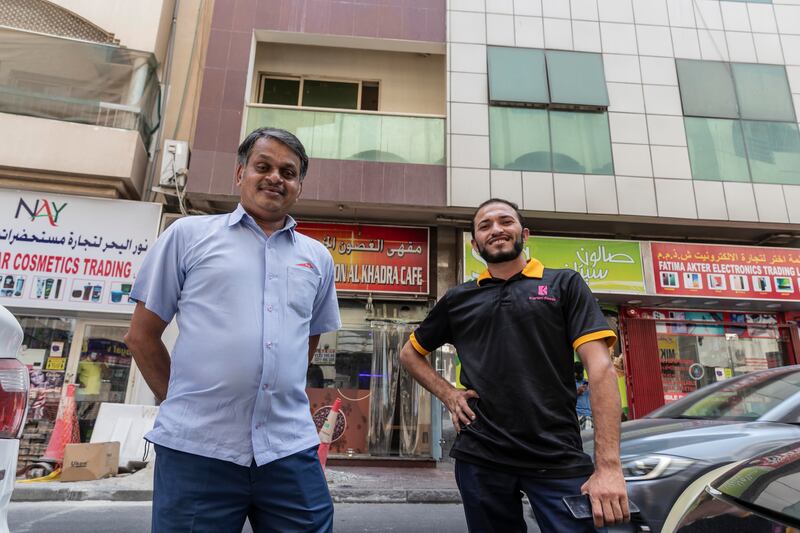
[17,315,136,469]
[64,321,136,442]
[304,300,442,460]
[623,310,795,419]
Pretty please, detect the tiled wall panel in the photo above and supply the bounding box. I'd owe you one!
[447,0,800,224]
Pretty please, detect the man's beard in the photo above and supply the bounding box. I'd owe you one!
[478,235,525,264]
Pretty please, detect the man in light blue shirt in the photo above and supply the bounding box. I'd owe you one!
[125,127,341,532]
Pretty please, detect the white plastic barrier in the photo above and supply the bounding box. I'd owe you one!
[90,403,159,467]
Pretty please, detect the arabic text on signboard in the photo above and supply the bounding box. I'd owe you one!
[651,242,800,301]
[297,222,429,295]
[463,234,645,294]
[0,192,161,313]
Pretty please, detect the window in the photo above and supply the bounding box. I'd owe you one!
[677,59,800,185]
[489,107,550,171]
[683,118,750,182]
[302,79,359,109]
[545,50,609,108]
[742,121,800,184]
[677,61,739,119]
[550,111,613,174]
[488,47,548,105]
[487,47,613,175]
[731,64,795,122]
[259,75,379,111]
[261,77,301,106]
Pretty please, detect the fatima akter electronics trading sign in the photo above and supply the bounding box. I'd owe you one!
[651,241,800,301]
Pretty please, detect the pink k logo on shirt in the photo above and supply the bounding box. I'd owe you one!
[538,285,548,296]
[296,262,314,269]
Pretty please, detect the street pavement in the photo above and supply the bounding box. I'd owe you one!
[8,501,541,532]
[12,462,464,504]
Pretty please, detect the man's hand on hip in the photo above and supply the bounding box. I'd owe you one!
[443,388,479,432]
[580,466,629,528]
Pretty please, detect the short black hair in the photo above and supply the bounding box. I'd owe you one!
[471,198,525,237]
[237,127,309,181]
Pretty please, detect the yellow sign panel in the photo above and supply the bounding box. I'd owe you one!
[44,357,66,371]
[658,336,679,361]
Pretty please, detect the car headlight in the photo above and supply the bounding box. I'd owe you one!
[622,454,695,481]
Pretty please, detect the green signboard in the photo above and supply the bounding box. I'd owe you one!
[462,234,645,294]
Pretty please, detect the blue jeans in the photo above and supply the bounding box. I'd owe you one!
[152,444,333,533]
[455,460,606,533]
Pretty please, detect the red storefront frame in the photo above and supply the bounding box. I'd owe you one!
[620,307,800,419]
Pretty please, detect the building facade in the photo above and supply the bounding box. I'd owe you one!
[446,0,800,419]
[7,0,800,468]
[176,0,800,460]
[0,0,207,469]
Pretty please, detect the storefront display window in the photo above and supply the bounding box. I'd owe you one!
[75,325,133,441]
[647,311,790,404]
[306,300,433,458]
[16,316,75,469]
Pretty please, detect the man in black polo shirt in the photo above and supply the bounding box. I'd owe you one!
[399,198,629,532]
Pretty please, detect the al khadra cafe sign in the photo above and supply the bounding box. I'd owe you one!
[0,190,161,313]
[462,233,646,294]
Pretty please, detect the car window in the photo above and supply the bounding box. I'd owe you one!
[714,443,800,524]
[655,369,800,421]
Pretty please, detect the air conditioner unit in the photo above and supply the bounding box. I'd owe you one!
[159,140,190,187]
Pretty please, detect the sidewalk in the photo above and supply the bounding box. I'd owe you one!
[12,462,461,504]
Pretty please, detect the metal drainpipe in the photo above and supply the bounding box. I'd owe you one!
[143,0,180,202]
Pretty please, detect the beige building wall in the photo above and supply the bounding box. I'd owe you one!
[161,0,213,145]
[49,0,176,61]
[25,0,212,201]
[0,112,147,196]
[252,43,446,115]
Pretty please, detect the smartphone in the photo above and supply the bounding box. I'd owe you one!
[562,494,640,520]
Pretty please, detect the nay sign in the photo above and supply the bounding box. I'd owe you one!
[15,198,68,227]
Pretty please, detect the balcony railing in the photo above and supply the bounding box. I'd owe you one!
[245,105,446,166]
[0,86,144,133]
[0,28,159,144]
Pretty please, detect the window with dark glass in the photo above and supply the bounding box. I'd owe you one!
[260,76,301,106]
[677,59,800,185]
[259,75,380,111]
[487,47,613,175]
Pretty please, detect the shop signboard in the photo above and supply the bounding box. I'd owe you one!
[462,234,646,294]
[297,222,429,295]
[0,190,161,313]
[651,242,800,301]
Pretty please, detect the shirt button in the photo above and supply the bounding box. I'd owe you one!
[267,305,273,312]
[255,422,263,429]
[262,384,268,391]
[266,342,273,349]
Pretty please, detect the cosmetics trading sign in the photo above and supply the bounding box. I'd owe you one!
[0,190,161,313]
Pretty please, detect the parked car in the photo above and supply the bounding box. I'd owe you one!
[675,440,800,531]
[582,365,800,533]
[0,305,27,533]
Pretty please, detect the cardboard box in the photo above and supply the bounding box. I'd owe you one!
[61,442,120,482]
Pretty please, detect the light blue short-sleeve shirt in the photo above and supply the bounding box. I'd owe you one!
[130,204,341,466]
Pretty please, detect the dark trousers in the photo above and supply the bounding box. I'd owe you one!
[455,460,606,533]
[152,444,333,533]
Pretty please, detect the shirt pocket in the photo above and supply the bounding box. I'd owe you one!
[287,266,320,319]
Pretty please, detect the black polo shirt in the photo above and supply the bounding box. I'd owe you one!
[410,259,616,478]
